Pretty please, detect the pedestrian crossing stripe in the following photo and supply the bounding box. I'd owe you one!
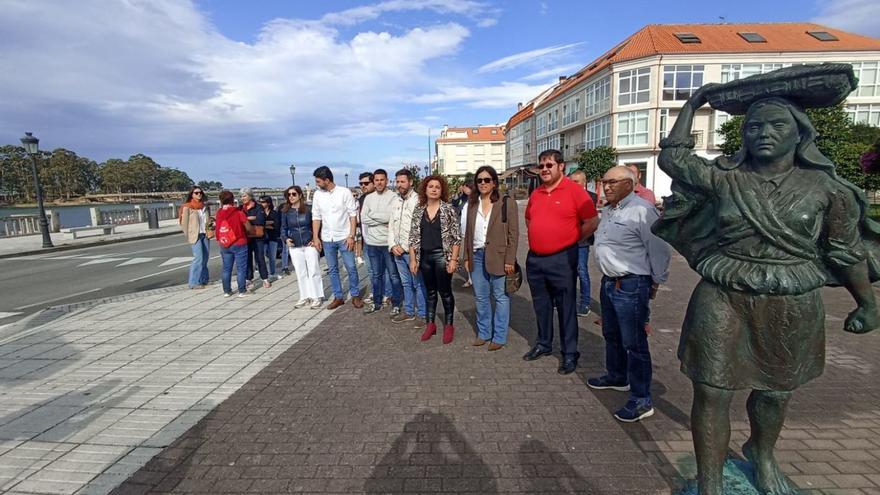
[0,312,22,320]
[78,258,127,266]
[116,257,156,267]
[159,257,193,267]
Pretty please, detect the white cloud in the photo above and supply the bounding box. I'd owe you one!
[320,0,499,28]
[477,42,584,74]
[413,82,553,109]
[520,64,582,81]
[812,0,880,36]
[0,0,473,158]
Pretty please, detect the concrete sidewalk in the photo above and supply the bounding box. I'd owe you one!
[0,220,182,259]
[1,247,878,493]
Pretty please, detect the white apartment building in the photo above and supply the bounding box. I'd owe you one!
[505,23,880,196]
[435,125,506,177]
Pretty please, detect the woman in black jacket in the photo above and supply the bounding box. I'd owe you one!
[260,195,281,281]
[240,188,269,289]
[281,186,325,308]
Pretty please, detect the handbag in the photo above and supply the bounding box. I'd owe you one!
[501,195,523,294]
[247,224,265,238]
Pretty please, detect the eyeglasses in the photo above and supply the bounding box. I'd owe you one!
[359,181,371,186]
[192,191,203,195]
[288,192,299,197]
[476,178,493,184]
[534,162,558,170]
[600,178,633,187]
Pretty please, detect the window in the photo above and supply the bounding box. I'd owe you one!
[691,130,704,147]
[491,159,502,168]
[850,61,880,97]
[455,145,466,156]
[721,63,790,83]
[658,109,669,141]
[618,68,650,106]
[492,144,503,155]
[536,115,546,136]
[547,109,559,133]
[456,160,468,171]
[548,134,561,151]
[846,104,880,126]
[562,96,581,126]
[713,111,731,146]
[584,116,611,149]
[674,32,701,44]
[738,32,766,43]
[472,128,479,133]
[585,77,611,117]
[616,110,649,146]
[537,137,549,154]
[474,159,485,168]
[491,129,497,134]
[807,31,838,42]
[663,65,704,101]
[474,145,485,155]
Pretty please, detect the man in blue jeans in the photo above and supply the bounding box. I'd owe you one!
[360,169,403,315]
[388,168,426,323]
[569,170,597,317]
[311,166,363,310]
[589,166,670,423]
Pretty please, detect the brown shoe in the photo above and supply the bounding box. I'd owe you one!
[488,342,504,351]
[326,298,345,310]
[351,296,364,309]
[472,338,487,346]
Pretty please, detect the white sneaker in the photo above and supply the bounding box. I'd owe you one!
[294,299,310,308]
[223,292,232,298]
[310,298,323,309]
[237,292,248,298]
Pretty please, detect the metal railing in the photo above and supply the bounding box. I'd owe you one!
[96,204,178,226]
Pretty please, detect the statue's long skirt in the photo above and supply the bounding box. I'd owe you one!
[679,280,825,391]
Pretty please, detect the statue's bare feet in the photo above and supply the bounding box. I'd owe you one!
[743,440,798,495]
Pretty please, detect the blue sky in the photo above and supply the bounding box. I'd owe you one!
[2,0,878,188]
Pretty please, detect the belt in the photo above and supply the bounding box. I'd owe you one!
[603,273,651,290]
[528,244,577,257]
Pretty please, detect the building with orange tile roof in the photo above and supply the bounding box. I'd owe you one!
[505,22,880,197]
[435,124,506,177]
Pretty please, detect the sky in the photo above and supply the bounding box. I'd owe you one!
[2,0,879,188]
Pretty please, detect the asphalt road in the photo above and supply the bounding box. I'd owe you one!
[0,235,230,327]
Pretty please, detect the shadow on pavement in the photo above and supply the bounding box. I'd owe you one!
[517,438,595,493]
[364,410,497,493]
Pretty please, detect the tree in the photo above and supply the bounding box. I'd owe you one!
[197,180,223,191]
[716,104,880,190]
[576,146,617,181]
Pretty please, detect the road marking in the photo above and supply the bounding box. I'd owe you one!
[128,255,219,282]
[111,242,188,256]
[159,256,193,267]
[116,257,157,267]
[13,288,103,310]
[0,311,22,319]
[76,255,110,259]
[78,258,127,266]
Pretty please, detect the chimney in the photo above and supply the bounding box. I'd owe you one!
[517,102,523,110]
[558,76,566,83]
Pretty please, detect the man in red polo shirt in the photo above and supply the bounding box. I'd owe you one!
[523,149,599,374]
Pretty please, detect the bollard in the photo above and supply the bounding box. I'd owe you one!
[147,209,159,229]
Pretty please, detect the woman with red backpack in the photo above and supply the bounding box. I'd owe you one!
[215,190,251,297]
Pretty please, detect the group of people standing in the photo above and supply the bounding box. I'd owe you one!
[179,148,671,424]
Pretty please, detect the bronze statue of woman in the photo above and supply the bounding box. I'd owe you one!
[654,64,880,495]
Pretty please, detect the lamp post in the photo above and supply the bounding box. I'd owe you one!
[345,173,349,188]
[289,163,296,186]
[20,132,53,248]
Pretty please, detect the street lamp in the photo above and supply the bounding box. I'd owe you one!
[289,163,296,186]
[345,173,349,188]
[20,132,53,248]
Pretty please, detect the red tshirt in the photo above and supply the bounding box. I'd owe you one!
[525,177,597,255]
[215,206,248,247]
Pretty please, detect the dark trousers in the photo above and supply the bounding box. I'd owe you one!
[246,238,269,281]
[420,248,454,325]
[600,275,653,404]
[526,245,580,361]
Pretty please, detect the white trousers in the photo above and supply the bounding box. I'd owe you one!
[289,246,324,301]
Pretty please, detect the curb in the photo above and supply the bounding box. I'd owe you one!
[0,229,181,259]
[0,283,189,342]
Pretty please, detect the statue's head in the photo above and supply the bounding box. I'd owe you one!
[735,97,823,169]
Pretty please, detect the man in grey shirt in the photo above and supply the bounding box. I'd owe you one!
[588,166,670,423]
[360,169,403,315]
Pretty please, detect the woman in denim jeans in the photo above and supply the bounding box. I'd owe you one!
[215,191,251,297]
[260,195,281,281]
[461,166,519,351]
[240,188,269,289]
[179,185,211,289]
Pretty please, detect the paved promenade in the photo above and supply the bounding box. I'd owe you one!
[0,220,181,259]
[1,238,879,493]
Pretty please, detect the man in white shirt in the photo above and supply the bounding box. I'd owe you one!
[311,166,363,310]
[388,168,426,323]
[361,169,404,315]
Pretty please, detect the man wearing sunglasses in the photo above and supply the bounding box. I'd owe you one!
[522,149,598,375]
